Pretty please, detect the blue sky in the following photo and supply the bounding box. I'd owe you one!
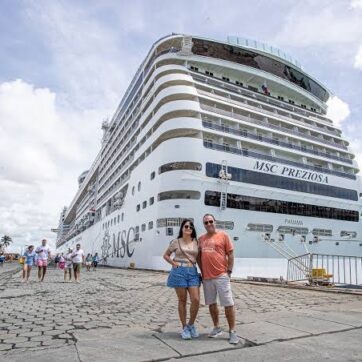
[1,0,362,251]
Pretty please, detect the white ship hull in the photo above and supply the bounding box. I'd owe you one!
[58,139,362,279]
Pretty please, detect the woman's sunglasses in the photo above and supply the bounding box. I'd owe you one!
[183,224,194,230]
[204,220,214,225]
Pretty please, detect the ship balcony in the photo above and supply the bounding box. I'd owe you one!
[201,120,352,165]
[196,87,341,137]
[200,103,348,151]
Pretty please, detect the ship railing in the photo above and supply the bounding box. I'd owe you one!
[202,120,352,164]
[197,88,340,138]
[200,103,348,151]
[287,253,362,286]
[203,141,356,180]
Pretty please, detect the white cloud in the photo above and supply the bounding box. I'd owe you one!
[354,44,362,70]
[326,96,351,127]
[0,79,103,252]
[351,0,362,9]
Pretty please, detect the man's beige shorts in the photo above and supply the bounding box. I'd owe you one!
[203,275,234,307]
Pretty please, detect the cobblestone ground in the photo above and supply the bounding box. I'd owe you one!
[1,265,362,360]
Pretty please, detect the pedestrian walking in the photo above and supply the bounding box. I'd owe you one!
[92,253,99,271]
[71,244,85,283]
[54,254,60,269]
[85,254,92,272]
[64,248,73,282]
[163,219,201,340]
[35,239,52,282]
[0,252,5,269]
[59,253,65,270]
[22,245,36,282]
[198,214,239,345]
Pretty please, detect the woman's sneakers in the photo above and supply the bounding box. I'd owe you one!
[187,324,199,338]
[181,325,199,339]
[181,325,191,340]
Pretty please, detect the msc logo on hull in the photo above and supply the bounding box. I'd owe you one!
[101,227,138,260]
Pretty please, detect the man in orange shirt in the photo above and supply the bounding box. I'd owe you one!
[198,214,239,344]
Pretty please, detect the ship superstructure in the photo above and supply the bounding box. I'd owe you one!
[56,34,362,278]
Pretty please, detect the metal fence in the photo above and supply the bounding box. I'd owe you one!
[287,253,362,286]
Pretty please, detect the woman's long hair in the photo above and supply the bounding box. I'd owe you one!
[177,219,197,240]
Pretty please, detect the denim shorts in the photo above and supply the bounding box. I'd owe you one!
[167,266,201,288]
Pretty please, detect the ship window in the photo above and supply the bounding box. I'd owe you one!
[235,81,243,87]
[111,219,113,226]
[158,190,201,201]
[205,70,213,76]
[117,215,120,223]
[142,201,147,209]
[222,76,230,82]
[159,162,202,174]
[114,217,116,224]
[205,191,359,222]
[191,38,328,102]
[340,231,357,238]
[312,229,332,236]
[132,186,135,195]
[215,220,234,230]
[150,171,155,180]
[141,224,146,232]
[121,212,124,221]
[157,218,194,228]
[278,226,309,235]
[149,197,155,205]
[301,104,306,109]
[136,204,140,212]
[278,96,284,101]
[148,221,153,230]
[138,181,141,191]
[288,100,295,104]
[247,224,273,232]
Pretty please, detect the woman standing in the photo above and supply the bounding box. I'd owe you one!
[92,253,99,271]
[64,248,73,282]
[85,254,92,272]
[22,245,36,282]
[163,219,201,340]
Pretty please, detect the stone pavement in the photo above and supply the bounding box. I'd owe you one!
[1,264,362,361]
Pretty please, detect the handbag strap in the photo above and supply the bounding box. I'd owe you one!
[177,238,196,265]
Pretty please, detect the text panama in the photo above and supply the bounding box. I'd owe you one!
[253,161,329,184]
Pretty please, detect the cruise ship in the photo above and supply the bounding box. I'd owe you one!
[56,34,362,278]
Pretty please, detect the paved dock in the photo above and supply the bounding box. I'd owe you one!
[1,265,362,361]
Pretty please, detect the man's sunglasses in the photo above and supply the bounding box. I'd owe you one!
[183,225,194,230]
[204,220,214,225]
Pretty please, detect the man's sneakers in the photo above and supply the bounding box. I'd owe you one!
[181,325,191,340]
[208,326,223,338]
[229,330,240,345]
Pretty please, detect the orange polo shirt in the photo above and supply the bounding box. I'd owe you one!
[199,231,234,279]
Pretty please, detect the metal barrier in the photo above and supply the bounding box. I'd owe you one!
[287,253,362,286]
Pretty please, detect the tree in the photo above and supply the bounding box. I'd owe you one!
[0,235,12,251]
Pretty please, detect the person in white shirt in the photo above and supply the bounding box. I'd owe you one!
[35,239,52,282]
[71,243,85,283]
[64,248,73,282]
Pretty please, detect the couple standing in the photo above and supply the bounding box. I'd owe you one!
[163,214,239,344]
